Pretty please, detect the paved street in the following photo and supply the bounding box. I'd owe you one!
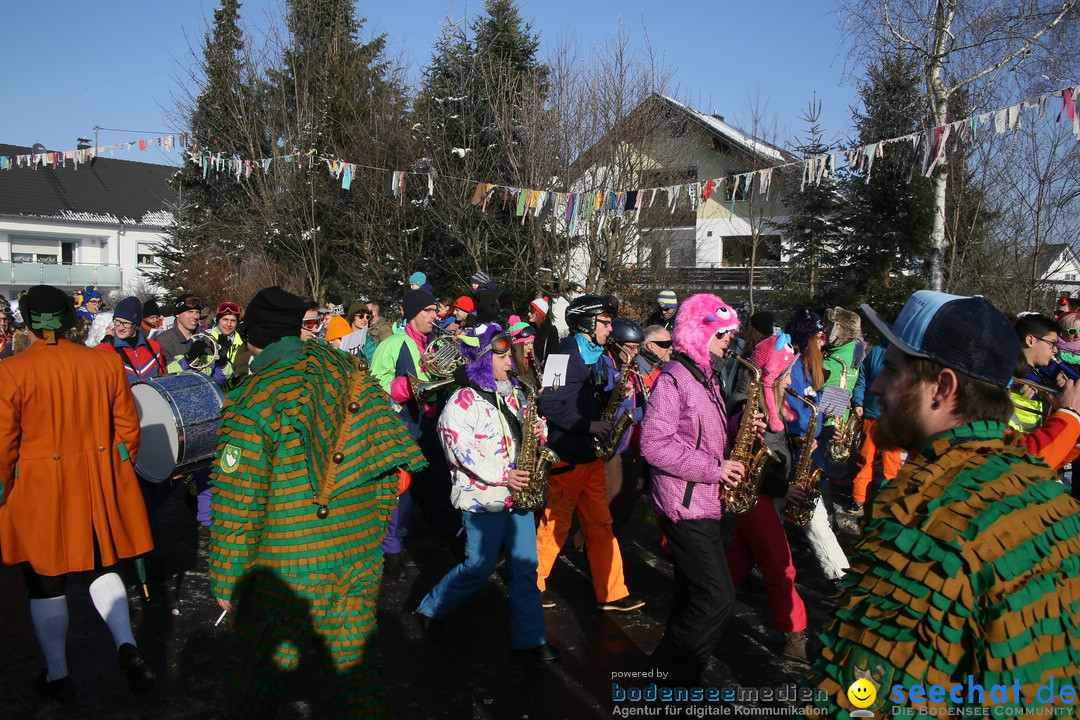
[0,480,863,719]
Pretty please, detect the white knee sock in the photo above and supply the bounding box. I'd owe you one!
[88,573,136,650]
[30,596,69,681]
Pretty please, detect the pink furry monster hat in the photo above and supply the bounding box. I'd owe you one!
[751,333,797,432]
[672,293,739,370]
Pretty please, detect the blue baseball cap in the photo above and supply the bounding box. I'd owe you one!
[860,290,1019,389]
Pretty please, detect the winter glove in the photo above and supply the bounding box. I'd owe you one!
[185,339,210,364]
[215,343,230,367]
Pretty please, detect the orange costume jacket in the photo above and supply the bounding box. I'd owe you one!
[0,338,153,576]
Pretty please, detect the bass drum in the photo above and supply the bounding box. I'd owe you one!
[130,373,225,483]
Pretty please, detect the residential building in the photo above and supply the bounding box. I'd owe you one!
[565,94,796,298]
[0,143,175,301]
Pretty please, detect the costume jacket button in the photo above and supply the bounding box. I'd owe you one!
[348,402,360,414]
[332,452,344,464]
[99,446,106,452]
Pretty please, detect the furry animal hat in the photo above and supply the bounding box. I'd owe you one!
[751,333,797,432]
[826,306,862,347]
[461,323,514,391]
[785,307,824,351]
[672,293,739,370]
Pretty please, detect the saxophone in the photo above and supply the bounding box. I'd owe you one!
[722,353,771,515]
[593,360,636,461]
[509,373,560,512]
[783,388,823,525]
[824,355,860,463]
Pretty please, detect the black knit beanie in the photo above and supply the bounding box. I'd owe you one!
[402,289,437,322]
[242,286,309,349]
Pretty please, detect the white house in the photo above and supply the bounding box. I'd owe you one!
[1033,243,1080,298]
[0,143,175,301]
[565,94,796,295]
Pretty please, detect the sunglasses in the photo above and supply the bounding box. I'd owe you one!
[1064,327,1080,337]
[714,330,730,340]
[650,339,673,348]
[595,318,613,327]
[301,317,322,331]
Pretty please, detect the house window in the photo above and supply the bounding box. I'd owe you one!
[1067,274,1077,281]
[722,235,781,266]
[37,254,58,264]
[137,243,157,266]
[644,227,696,269]
[725,172,751,201]
[12,253,34,263]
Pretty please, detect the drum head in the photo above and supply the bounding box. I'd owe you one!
[130,382,180,482]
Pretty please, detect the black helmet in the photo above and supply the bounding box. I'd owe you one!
[610,318,644,345]
[565,294,618,335]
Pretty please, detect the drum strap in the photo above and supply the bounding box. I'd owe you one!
[312,369,367,519]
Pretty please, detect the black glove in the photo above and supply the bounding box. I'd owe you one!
[215,343,230,367]
[185,339,210,364]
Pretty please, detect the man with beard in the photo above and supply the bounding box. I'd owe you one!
[809,290,1080,716]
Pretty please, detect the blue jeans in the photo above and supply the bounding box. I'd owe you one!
[417,509,546,650]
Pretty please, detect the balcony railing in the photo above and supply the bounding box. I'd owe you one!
[639,265,781,290]
[0,262,122,288]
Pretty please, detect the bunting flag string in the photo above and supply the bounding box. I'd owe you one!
[3,81,1079,228]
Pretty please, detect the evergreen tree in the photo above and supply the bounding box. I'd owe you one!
[836,51,933,318]
[770,97,846,309]
[410,1,552,310]
[154,0,256,295]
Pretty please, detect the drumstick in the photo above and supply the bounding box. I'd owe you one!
[214,609,228,627]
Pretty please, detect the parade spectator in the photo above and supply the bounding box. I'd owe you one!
[366,301,392,344]
[76,289,103,322]
[812,290,1080,715]
[156,294,204,362]
[408,272,427,290]
[470,271,489,291]
[527,297,560,371]
[645,290,678,332]
[300,303,322,341]
[141,298,164,337]
[209,286,424,719]
[0,285,156,701]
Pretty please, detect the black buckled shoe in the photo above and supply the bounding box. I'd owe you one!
[118,643,155,695]
[31,669,75,703]
[514,643,560,666]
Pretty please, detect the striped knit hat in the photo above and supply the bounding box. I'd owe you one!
[657,290,678,308]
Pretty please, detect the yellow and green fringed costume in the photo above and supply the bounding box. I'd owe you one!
[209,337,425,719]
[810,421,1080,717]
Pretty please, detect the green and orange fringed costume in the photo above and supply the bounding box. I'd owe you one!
[811,421,1080,717]
[209,337,425,719]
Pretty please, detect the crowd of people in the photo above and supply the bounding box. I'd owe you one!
[1,275,1080,717]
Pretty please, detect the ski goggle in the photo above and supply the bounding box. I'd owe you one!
[217,301,241,317]
[512,326,536,344]
[301,317,322,331]
[477,332,512,358]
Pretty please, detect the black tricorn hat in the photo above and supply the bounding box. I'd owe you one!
[19,285,76,344]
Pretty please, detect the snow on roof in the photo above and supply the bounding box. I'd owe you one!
[658,95,788,163]
[29,209,175,227]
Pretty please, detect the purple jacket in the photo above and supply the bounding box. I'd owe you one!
[640,354,734,522]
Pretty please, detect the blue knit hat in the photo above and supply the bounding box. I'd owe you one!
[113,296,143,326]
[657,290,678,308]
[408,271,427,286]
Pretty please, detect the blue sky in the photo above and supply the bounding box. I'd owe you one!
[1,0,858,165]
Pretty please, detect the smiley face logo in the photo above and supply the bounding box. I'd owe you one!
[847,678,877,709]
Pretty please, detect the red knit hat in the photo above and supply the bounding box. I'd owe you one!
[453,295,475,313]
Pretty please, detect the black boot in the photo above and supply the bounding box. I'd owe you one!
[31,669,75,703]
[514,643,560,666]
[118,643,155,694]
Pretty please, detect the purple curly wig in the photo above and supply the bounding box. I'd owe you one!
[461,322,514,391]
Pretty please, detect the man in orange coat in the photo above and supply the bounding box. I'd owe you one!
[0,285,156,702]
